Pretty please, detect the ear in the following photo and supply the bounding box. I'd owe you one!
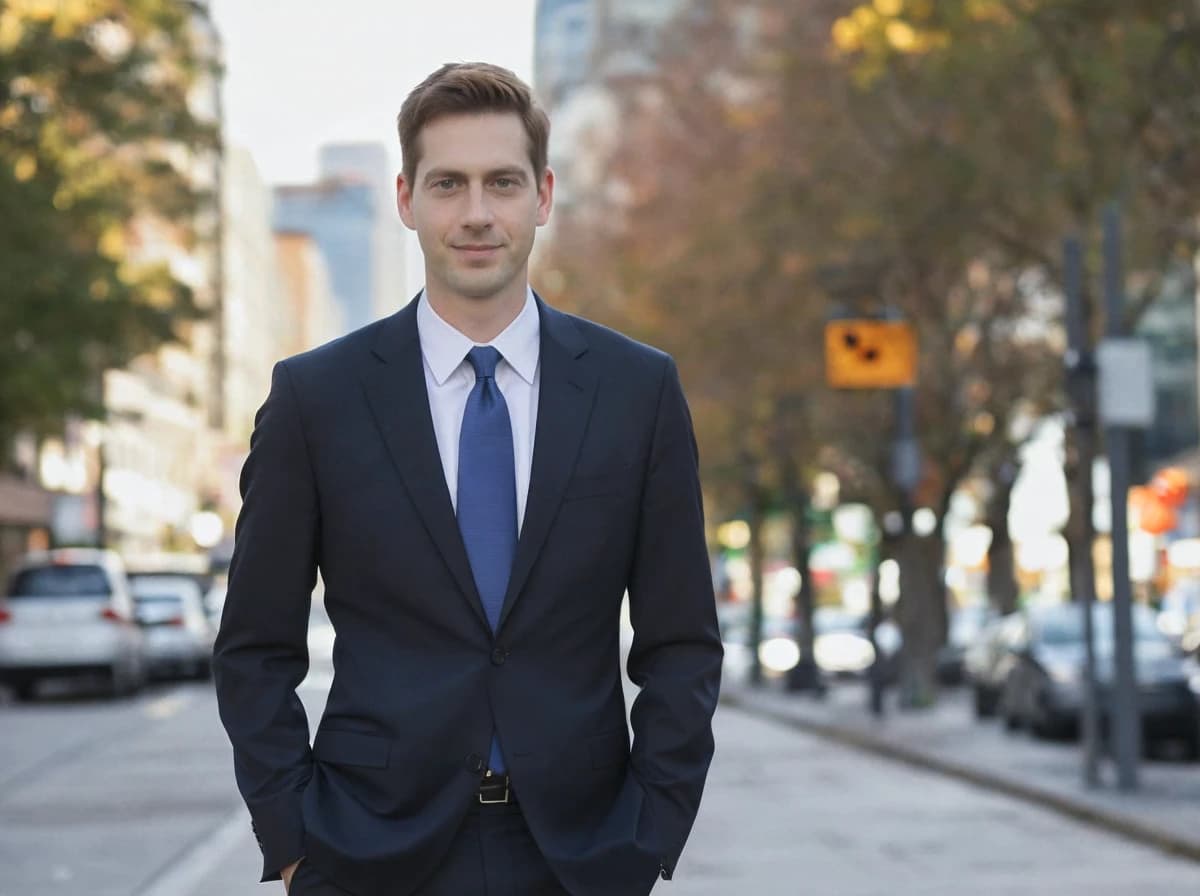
[396,172,416,230]
[536,167,555,227]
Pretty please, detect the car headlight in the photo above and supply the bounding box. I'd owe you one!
[759,637,801,673]
[814,633,875,673]
[1045,662,1080,685]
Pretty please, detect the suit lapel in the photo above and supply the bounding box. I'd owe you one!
[498,300,597,631]
[359,300,491,634]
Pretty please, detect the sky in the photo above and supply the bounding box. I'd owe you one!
[208,0,538,187]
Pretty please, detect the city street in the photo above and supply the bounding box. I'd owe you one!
[0,612,1196,896]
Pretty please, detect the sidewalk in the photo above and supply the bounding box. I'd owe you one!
[722,672,1200,864]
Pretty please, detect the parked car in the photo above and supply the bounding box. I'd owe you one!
[1157,579,1200,654]
[202,580,227,627]
[998,602,1200,757]
[965,612,1024,718]
[719,612,802,679]
[0,549,146,700]
[937,603,995,685]
[810,607,901,682]
[130,576,215,680]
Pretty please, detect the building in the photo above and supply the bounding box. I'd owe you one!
[535,0,599,111]
[1138,262,1199,468]
[535,0,689,115]
[91,1,227,555]
[318,143,409,319]
[274,232,346,357]
[274,179,376,332]
[0,470,53,584]
[221,146,285,445]
[274,142,407,332]
[534,0,692,224]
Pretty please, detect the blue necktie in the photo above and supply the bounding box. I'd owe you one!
[456,346,516,773]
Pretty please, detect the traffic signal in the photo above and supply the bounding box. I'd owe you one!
[824,320,917,389]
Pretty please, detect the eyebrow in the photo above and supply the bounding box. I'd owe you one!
[422,167,529,186]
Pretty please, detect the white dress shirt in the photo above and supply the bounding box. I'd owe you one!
[416,288,540,533]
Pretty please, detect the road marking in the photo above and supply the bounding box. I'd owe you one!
[143,692,192,720]
[135,805,249,896]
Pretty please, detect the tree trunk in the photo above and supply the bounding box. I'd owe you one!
[896,529,942,709]
[1065,423,1099,607]
[747,483,768,687]
[786,488,823,694]
[986,457,1020,614]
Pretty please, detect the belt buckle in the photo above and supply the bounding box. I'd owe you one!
[478,770,510,805]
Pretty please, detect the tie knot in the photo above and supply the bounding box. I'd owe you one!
[466,346,503,380]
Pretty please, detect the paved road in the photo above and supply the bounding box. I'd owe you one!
[2,617,1197,895]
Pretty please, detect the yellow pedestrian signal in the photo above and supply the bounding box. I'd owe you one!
[825,320,917,389]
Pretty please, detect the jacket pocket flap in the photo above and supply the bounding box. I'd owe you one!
[588,728,629,769]
[313,730,391,768]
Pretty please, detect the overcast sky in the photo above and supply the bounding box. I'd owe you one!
[208,1,537,186]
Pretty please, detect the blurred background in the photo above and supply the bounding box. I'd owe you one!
[4,1,1200,894]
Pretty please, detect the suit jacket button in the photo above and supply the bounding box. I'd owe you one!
[491,647,508,666]
[466,754,485,773]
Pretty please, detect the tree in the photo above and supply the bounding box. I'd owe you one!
[831,0,1200,618]
[542,0,1200,707]
[0,0,218,462]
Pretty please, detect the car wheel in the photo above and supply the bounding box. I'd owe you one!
[1032,711,1065,740]
[1180,728,1200,762]
[107,663,130,698]
[973,685,997,719]
[1001,685,1023,731]
[12,681,37,702]
[109,660,143,698]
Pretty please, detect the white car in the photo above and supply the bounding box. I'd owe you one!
[130,576,215,680]
[0,549,146,700]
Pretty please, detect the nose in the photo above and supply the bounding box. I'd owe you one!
[463,183,494,230]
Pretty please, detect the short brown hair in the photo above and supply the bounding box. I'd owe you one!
[397,62,550,187]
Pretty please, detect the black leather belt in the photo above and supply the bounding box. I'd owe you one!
[477,770,516,805]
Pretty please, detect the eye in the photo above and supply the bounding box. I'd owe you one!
[432,178,457,191]
[494,177,518,189]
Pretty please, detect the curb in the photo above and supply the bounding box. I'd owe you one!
[720,689,1200,866]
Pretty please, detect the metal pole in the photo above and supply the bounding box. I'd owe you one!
[868,525,886,718]
[890,385,918,708]
[1103,201,1141,791]
[1064,234,1102,788]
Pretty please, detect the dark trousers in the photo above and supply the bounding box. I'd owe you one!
[288,803,570,896]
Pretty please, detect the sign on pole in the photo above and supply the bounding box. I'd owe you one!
[1097,339,1156,428]
[825,320,917,389]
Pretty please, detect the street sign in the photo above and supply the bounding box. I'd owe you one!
[825,320,917,389]
[1097,339,1155,428]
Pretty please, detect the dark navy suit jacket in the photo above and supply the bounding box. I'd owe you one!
[213,296,723,896]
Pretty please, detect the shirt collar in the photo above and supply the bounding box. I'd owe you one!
[416,287,540,386]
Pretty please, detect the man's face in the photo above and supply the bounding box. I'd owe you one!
[397,112,553,304]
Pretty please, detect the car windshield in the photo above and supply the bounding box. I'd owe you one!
[134,595,184,623]
[1037,606,1161,646]
[8,565,111,599]
[130,577,201,602]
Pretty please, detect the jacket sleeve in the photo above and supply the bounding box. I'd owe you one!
[625,356,724,881]
[213,360,318,882]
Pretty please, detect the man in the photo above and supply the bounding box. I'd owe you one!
[214,62,722,896]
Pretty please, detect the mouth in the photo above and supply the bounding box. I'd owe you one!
[454,244,502,255]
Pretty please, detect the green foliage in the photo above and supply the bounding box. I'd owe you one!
[0,1,219,457]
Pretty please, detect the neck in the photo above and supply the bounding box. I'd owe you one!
[424,283,527,344]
